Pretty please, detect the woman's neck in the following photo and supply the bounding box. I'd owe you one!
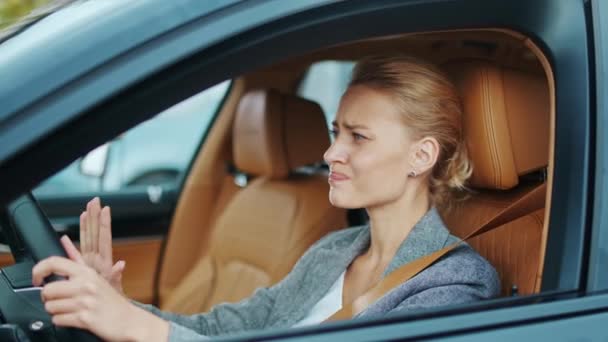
[364,185,431,267]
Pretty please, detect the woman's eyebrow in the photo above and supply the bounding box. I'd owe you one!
[331,121,370,130]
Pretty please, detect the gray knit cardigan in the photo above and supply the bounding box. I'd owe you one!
[136,208,500,341]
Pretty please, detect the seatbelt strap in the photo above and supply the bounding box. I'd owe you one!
[325,182,547,322]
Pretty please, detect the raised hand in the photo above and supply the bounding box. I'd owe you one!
[64,197,125,294]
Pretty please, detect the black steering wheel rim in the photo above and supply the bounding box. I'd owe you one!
[7,194,67,264]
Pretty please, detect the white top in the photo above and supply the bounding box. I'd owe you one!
[291,270,346,328]
[177,270,345,339]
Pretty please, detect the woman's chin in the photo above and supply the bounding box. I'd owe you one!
[329,193,360,209]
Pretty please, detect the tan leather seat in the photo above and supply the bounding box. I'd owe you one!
[441,61,550,296]
[160,89,347,314]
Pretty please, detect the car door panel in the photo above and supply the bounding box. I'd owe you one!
[588,0,608,293]
[0,249,14,268]
[243,293,608,341]
[113,239,162,304]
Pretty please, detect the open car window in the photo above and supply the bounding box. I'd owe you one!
[298,61,354,126]
[32,81,230,197]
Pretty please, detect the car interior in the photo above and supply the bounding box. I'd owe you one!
[144,28,552,314]
[1,28,554,318]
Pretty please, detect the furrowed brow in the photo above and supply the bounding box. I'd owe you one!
[343,122,369,130]
[332,120,369,130]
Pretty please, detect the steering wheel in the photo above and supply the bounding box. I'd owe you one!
[0,193,100,342]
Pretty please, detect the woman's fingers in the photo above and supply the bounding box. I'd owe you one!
[79,211,88,254]
[108,260,125,294]
[60,235,85,265]
[32,257,83,286]
[39,261,166,341]
[110,260,125,277]
[75,198,121,290]
[51,312,88,329]
[41,280,85,302]
[99,206,113,262]
[44,298,83,315]
[81,197,102,257]
[88,197,101,254]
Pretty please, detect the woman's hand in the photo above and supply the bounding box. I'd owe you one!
[32,251,169,341]
[65,197,125,294]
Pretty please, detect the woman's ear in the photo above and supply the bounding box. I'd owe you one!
[408,136,440,176]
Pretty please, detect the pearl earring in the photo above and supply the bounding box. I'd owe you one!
[408,170,417,177]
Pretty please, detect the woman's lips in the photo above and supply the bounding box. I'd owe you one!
[329,171,350,182]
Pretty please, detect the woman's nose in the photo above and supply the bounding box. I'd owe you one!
[324,141,347,164]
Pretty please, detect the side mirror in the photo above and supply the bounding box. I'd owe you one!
[79,143,110,178]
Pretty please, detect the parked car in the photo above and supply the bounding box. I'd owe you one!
[0,0,606,341]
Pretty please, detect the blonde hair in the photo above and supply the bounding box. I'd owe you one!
[349,55,472,207]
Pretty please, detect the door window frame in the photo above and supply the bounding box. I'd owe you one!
[1,0,596,338]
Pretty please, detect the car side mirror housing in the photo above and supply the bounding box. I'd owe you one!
[79,143,110,178]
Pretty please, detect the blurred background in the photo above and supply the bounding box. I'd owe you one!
[0,0,70,30]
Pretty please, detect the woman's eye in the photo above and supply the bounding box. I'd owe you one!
[329,129,339,137]
[353,132,366,141]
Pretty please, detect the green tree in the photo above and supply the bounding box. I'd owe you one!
[0,0,50,29]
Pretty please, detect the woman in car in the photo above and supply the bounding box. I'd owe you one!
[32,55,500,342]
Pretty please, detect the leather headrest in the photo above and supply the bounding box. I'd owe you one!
[443,61,550,190]
[233,89,330,179]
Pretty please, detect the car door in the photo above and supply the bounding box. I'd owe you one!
[0,0,604,340]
